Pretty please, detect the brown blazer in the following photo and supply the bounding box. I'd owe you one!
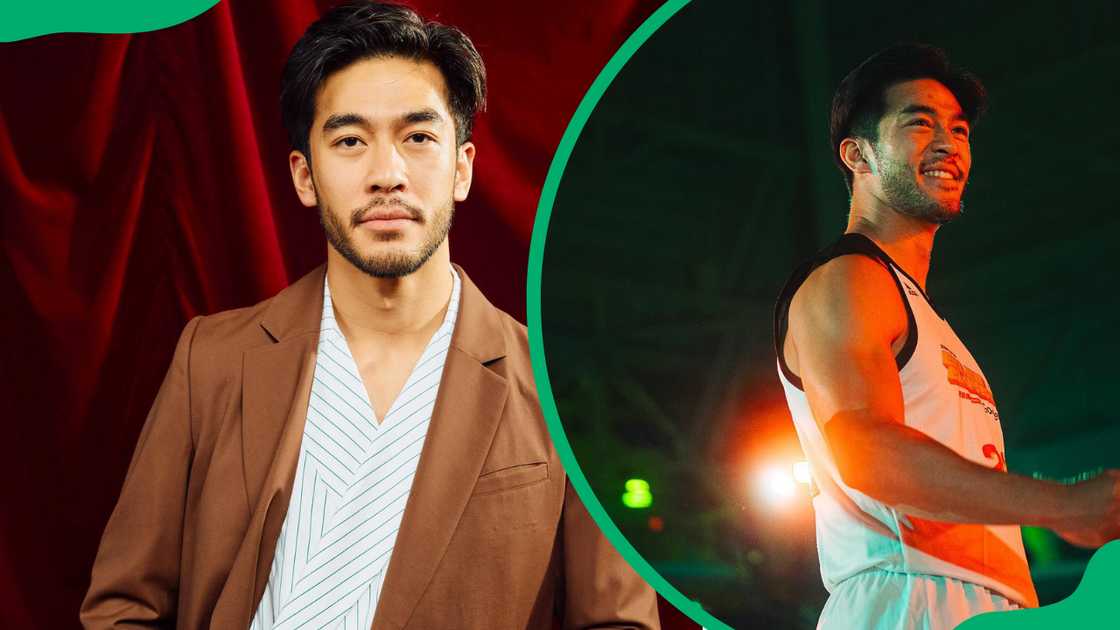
[81,264,659,629]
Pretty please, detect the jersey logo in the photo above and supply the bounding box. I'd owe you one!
[941,347,995,405]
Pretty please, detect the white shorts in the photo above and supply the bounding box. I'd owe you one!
[818,570,1021,630]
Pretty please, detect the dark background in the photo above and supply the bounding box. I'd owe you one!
[0,1,703,628]
[542,0,1120,627]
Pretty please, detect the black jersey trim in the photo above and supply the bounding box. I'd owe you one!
[773,233,919,392]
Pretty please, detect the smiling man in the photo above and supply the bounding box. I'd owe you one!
[773,44,1120,629]
[80,3,658,629]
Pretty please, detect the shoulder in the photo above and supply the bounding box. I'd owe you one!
[179,293,280,377]
[469,300,546,413]
[195,297,276,348]
[801,253,896,301]
[490,309,537,393]
[498,311,530,361]
[791,253,907,343]
[453,265,534,381]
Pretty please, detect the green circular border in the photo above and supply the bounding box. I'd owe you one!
[524,1,730,628]
[525,1,1119,628]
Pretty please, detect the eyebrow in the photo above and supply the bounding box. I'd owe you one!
[321,108,445,133]
[402,108,443,125]
[898,104,969,124]
[322,112,368,132]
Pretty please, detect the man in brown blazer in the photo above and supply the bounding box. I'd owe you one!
[81,2,659,628]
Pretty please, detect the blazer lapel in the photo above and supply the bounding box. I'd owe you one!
[240,265,325,611]
[371,265,510,629]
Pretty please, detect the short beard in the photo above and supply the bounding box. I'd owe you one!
[319,195,454,279]
[875,146,963,225]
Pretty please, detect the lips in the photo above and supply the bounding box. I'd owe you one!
[360,210,414,222]
[356,202,420,224]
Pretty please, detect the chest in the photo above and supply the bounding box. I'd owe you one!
[351,339,432,422]
[894,272,1007,468]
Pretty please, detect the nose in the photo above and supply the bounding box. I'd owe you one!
[365,140,407,194]
[930,123,959,157]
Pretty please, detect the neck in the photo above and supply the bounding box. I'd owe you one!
[325,242,453,340]
[846,187,938,289]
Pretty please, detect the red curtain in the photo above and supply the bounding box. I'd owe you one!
[0,1,698,627]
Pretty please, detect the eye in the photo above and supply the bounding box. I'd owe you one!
[909,118,933,127]
[336,136,364,148]
[953,126,971,138]
[406,132,434,144]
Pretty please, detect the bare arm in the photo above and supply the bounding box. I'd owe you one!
[788,255,1120,545]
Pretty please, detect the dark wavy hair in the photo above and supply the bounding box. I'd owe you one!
[280,1,487,168]
[829,43,986,193]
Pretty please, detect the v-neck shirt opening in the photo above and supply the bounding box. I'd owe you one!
[320,267,462,428]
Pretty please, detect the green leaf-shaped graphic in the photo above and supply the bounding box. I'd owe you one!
[1,0,220,42]
[958,541,1119,629]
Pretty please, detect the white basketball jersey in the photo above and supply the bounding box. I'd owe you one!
[774,233,1038,608]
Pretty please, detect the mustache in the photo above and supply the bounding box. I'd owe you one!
[349,198,424,226]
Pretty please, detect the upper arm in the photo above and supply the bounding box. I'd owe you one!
[81,316,201,629]
[787,256,909,478]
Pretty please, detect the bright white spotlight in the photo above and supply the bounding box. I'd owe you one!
[757,466,797,506]
[792,460,811,485]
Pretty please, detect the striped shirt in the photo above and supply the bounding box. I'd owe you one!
[250,267,461,630]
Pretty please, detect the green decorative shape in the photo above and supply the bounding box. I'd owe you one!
[958,540,1118,629]
[1,0,220,42]
[622,479,653,509]
[525,1,733,628]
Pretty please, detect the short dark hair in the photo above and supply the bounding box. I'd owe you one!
[829,43,986,192]
[280,1,487,167]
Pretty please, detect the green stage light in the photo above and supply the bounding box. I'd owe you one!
[622,478,653,509]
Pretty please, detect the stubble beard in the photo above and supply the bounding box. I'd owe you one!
[875,147,964,225]
[319,196,454,279]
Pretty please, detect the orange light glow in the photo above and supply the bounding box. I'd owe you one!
[792,460,811,485]
[757,466,797,506]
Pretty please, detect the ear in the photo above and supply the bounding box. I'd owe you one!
[452,141,475,202]
[289,150,318,207]
[839,137,875,177]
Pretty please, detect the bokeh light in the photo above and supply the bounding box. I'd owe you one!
[622,478,653,509]
[757,466,797,506]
